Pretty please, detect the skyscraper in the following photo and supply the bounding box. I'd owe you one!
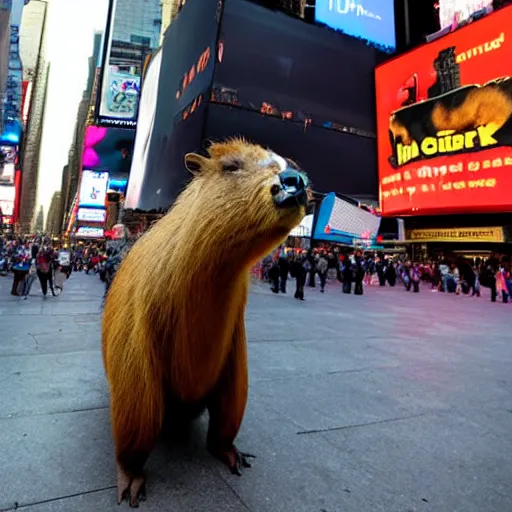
[111,0,161,49]
[18,0,48,233]
[0,1,12,135]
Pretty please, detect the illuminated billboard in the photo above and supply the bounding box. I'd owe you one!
[439,0,493,30]
[376,6,512,216]
[315,0,396,51]
[77,207,107,223]
[78,170,109,209]
[82,125,135,176]
[75,226,105,238]
[0,145,16,185]
[96,0,162,128]
[314,193,381,246]
[0,185,15,216]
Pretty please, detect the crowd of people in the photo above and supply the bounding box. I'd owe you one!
[0,236,72,298]
[255,245,512,303]
[0,236,123,300]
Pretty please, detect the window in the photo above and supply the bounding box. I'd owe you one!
[130,35,151,47]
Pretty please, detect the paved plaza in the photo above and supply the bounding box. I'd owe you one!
[0,272,511,511]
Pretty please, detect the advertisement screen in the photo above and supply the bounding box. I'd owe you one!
[315,0,396,51]
[77,208,107,223]
[313,192,381,246]
[82,126,134,178]
[205,0,379,199]
[376,6,512,216]
[75,226,105,238]
[97,0,162,127]
[439,0,493,30]
[125,0,218,210]
[0,185,15,216]
[0,145,16,185]
[79,170,109,209]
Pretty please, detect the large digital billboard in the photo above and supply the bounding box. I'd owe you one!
[96,0,162,128]
[125,0,218,210]
[315,0,396,52]
[82,125,135,178]
[78,170,109,209]
[77,207,107,223]
[206,0,379,200]
[0,184,15,216]
[376,5,512,216]
[439,0,493,30]
[0,145,16,184]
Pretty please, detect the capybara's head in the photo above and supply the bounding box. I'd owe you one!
[181,138,309,263]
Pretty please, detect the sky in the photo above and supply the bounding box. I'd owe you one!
[35,0,108,225]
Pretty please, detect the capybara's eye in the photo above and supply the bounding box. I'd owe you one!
[223,160,243,173]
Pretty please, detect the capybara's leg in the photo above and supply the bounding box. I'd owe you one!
[109,361,164,507]
[206,319,255,475]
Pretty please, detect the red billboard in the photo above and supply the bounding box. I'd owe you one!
[376,6,512,216]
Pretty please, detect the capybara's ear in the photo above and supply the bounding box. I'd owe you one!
[185,153,208,175]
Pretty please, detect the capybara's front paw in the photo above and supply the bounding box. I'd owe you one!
[209,444,255,476]
[117,464,147,508]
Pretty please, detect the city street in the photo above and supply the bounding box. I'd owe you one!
[1,272,511,512]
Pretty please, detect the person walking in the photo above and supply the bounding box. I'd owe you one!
[36,247,56,297]
[316,253,328,293]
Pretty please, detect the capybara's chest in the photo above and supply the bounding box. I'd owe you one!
[163,311,241,402]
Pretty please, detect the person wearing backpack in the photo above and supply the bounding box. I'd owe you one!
[36,247,56,297]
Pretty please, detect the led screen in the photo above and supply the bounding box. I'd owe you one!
[83,126,134,177]
[314,192,381,245]
[0,145,16,185]
[77,207,107,223]
[439,0,493,30]
[96,0,162,128]
[315,0,396,52]
[206,0,380,199]
[125,0,218,210]
[0,185,15,216]
[75,226,105,238]
[78,170,109,209]
[375,6,512,216]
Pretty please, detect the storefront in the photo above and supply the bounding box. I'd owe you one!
[405,224,511,260]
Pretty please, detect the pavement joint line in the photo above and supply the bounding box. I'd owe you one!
[296,413,428,435]
[0,348,102,359]
[326,365,400,375]
[0,484,117,511]
[0,405,109,422]
[27,333,38,349]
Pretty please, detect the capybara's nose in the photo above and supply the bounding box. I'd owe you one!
[273,168,309,208]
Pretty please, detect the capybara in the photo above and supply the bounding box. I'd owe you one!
[431,82,512,136]
[102,139,309,507]
[390,79,512,146]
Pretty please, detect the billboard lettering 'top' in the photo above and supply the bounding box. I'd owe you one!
[315,0,396,51]
[328,0,382,20]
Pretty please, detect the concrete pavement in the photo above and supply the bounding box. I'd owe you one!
[0,272,511,511]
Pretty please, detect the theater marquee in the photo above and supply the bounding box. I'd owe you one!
[407,227,504,243]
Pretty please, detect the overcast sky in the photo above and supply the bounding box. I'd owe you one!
[35,0,108,224]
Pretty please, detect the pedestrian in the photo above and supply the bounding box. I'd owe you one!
[36,247,56,297]
[290,253,307,301]
[316,253,328,293]
[11,244,30,296]
[22,261,37,300]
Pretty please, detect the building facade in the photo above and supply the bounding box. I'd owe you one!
[17,0,47,233]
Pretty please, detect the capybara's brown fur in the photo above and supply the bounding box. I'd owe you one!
[431,85,512,135]
[102,139,307,506]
